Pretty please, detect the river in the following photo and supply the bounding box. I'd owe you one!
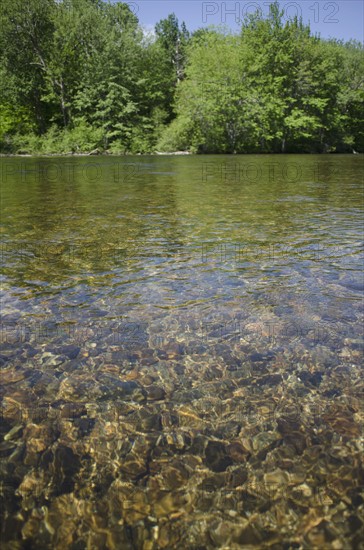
[1,154,363,548]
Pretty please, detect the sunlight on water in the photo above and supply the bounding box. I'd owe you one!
[1,155,363,548]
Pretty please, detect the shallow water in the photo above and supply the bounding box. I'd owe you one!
[1,155,363,548]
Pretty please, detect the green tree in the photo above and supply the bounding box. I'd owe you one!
[154,14,190,122]
[1,0,362,154]
[0,0,56,133]
[159,1,363,153]
[336,40,364,151]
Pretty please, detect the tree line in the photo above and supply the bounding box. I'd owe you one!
[0,0,363,154]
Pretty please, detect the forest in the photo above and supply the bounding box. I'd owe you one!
[0,0,363,154]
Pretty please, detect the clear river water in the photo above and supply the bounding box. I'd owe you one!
[0,155,363,548]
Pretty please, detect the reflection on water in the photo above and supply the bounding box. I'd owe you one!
[1,155,363,548]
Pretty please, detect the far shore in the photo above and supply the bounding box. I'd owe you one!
[0,150,193,158]
[0,150,361,158]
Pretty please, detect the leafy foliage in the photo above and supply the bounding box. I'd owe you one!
[160,4,363,153]
[0,1,363,154]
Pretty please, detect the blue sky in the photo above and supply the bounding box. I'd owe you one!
[124,1,363,42]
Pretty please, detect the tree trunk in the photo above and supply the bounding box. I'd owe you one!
[34,89,46,135]
[58,78,68,128]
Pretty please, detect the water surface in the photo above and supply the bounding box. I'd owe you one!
[1,155,363,548]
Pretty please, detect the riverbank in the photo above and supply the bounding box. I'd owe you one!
[0,150,193,157]
[0,150,361,158]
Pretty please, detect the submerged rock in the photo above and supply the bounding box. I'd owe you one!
[205,441,233,472]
